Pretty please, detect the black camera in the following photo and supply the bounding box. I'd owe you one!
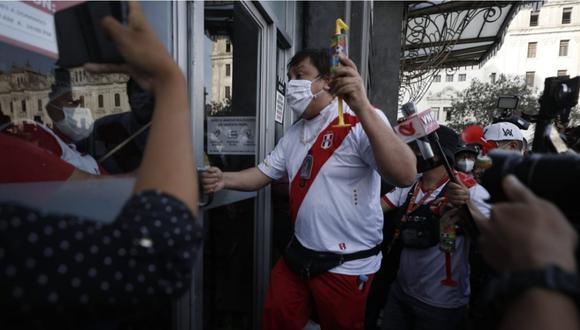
[492,95,531,130]
[480,150,580,223]
[531,76,580,153]
[539,76,580,119]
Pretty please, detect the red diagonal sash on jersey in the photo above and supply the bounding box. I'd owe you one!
[290,114,359,222]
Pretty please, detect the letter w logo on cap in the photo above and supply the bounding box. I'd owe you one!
[502,128,513,137]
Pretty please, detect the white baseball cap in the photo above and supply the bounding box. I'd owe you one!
[483,122,523,142]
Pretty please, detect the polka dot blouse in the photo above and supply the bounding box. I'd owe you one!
[0,190,201,324]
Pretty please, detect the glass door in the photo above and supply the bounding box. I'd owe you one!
[203,2,260,328]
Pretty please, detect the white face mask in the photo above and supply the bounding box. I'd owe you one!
[456,159,475,173]
[54,106,94,141]
[286,78,325,118]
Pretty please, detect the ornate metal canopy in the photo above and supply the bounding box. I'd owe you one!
[399,1,538,105]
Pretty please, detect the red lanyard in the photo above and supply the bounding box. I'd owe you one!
[406,175,449,214]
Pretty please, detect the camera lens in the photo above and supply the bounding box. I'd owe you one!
[481,150,580,222]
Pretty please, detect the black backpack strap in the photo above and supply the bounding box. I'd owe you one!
[398,182,417,216]
[432,181,450,201]
[380,182,418,254]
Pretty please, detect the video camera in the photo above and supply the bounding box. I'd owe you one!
[530,76,580,153]
[492,95,531,130]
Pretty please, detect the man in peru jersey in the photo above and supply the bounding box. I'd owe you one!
[380,125,490,330]
[202,48,416,329]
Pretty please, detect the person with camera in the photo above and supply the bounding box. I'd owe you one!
[483,122,525,154]
[202,48,417,329]
[0,2,200,328]
[380,125,490,330]
[477,175,579,330]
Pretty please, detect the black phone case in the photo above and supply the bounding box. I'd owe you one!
[55,1,128,68]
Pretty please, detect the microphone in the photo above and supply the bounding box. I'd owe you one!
[395,103,438,163]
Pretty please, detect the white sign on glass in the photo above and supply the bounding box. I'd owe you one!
[207,116,256,155]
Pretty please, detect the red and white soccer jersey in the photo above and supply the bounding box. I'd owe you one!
[258,100,392,275]
[0,121,101,183]
[383,176,490,308]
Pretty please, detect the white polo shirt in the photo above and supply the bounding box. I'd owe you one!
[258,99,392,275]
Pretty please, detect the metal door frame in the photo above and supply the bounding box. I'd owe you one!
[178,1,279,329]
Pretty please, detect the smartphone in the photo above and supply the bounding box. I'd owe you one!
[54,1,128,68]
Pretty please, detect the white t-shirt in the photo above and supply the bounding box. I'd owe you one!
[258,100,392,275]
[383,177,490,308]
[42,124,100,175]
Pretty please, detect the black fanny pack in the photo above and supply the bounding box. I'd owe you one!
[283,237,381,280]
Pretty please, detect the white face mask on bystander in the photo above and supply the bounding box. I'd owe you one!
[54,106,95,141]
[456,159,475,173]
[285,78,326,118]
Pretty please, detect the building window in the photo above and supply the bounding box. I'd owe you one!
[98,95,104,108]
[557,70,568,77]
[527,42,537,58]
[225,41,231,53]
[562,7,572,24]
[225,64,231,77]
[114,93,121,107]
[433,75,441,82]
[431,107,440,120]
[458,74,466,82]
[79,95,85,107]
[225,86,231,99]
[559,40,569,56]
[37,99,42,111]
[21,100,26,113]
[490,73,496,83]
[444,107,452,121]
[10,101,14,114]
[530,10,539,26]
[446,74,454,82]
[525,71,535,87]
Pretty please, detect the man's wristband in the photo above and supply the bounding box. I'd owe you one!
[484,264,580,306]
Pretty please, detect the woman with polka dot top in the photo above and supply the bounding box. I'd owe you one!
[0,3,200,329]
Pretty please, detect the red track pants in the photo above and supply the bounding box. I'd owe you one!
[261,258,375,330]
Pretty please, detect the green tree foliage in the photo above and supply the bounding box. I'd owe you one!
[447,74,538,131]
[206,97,232,116]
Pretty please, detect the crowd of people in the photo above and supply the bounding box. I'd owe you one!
[0,2,578,330]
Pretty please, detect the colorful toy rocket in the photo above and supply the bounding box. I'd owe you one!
[331,18,350,128]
